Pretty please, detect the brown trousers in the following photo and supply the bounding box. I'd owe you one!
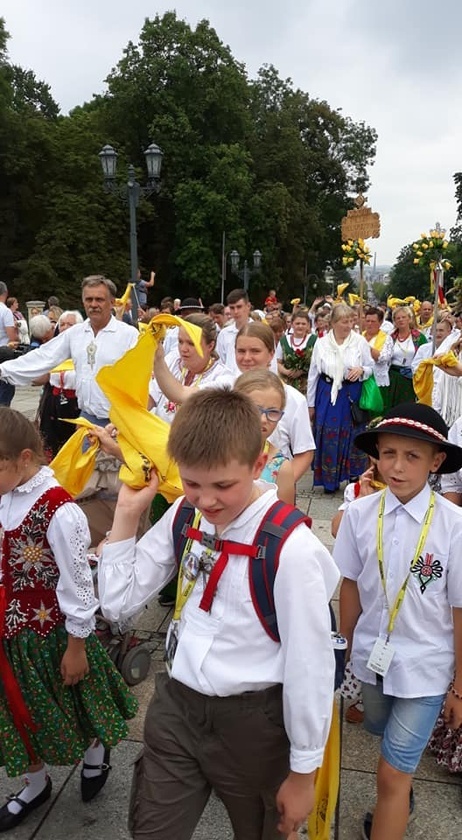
[129,673,290,840]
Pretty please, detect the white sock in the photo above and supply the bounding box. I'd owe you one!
[7,766,48,815]
[82,741,106,779]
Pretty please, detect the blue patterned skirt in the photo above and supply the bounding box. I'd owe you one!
[313,378,368,491]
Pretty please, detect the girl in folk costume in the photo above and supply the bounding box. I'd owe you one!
[307,303,373,492]
[276,309,316,395]
[0,409,137,831]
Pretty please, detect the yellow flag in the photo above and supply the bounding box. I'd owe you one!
[413,351,459,405]
[348,293,361,306]
[307,700,340,839]
[336,283,349,298]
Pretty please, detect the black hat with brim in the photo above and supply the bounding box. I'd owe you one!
[179,297,204,312]
[354,402,462,475]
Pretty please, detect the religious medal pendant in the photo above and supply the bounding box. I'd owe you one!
[86,340,97,370]
[199,550,214,589]
[182,551,200,583]
[60,394,68,406]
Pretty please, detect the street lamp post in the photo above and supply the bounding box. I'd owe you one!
[229,249,262,294]
[98,143,164,326]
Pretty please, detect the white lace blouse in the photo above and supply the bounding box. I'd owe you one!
[0,467,97,637]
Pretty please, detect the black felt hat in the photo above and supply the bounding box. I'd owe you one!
[354,402,462,474]
[178,297,204,312]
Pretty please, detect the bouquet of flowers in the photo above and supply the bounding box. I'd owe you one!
[341,238,371,267]
[412,229,451,271]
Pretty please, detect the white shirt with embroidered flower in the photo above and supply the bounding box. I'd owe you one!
[333,483,462,698]
[0,316,138,418]
[98,482,339,774]
[0,466,97,637]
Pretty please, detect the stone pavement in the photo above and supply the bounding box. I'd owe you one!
[1,387,461,839]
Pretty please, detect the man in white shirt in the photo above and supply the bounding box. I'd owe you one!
[0,275,138,422]
[0,281,18,405]
[216,289,252,373]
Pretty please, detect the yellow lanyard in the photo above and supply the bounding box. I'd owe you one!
[172,511,214,621]
[376,490,435,638]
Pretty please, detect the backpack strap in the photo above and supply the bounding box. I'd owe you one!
[171,499,197,568]
[249,501,312,642]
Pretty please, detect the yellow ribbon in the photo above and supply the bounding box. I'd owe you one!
[413,351,459,405]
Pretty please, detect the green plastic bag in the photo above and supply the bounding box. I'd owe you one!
[359,375,384,414]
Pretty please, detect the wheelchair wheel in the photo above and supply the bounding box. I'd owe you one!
[120,645,151,686]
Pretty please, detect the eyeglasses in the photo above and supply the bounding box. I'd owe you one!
[256,406,284,422]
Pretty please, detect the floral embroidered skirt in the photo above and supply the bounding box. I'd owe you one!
[0,625,138,776]
[313,378,368,491]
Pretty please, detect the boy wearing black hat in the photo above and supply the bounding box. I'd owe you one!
[333,402,462,840]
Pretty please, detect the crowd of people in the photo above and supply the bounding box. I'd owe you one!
[0,274,462,840]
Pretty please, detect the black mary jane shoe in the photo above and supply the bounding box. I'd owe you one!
[0,776,52,832]
[81,748,112,802]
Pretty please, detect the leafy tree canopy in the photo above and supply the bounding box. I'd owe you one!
[1,12,377,307]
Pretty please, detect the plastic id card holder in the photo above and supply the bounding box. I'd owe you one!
[366,637,395,677]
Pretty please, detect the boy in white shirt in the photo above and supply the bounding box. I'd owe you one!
[98,388,339,840]
[334,402,462,840]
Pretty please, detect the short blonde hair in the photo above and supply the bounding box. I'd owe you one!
[168,388,262,468]
[331,303,353,323]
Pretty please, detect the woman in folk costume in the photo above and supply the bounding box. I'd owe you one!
[276,309,316,395]
[362,306,393,406]
[149,313,234,424]
[307,303,373,492]
[386,305,427,409]
[0,408,137,832]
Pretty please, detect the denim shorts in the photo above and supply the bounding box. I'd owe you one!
[361,680,445,774]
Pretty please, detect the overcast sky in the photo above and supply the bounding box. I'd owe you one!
[3,0,462,266]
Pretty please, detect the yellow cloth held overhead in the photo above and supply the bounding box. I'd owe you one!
[336,283,349,299]
[50,314,204,499]
[307,699,340,840]
[291,298,301,306]
[387,295,416,310]
[348,293,361,307]
[413,351,459,405]
[114,282,133,307]
[97,313,203,499]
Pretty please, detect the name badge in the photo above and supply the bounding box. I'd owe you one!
[366,637,395,677]
[165,620,179,676]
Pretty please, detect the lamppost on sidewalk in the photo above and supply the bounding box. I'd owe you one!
[229,249,262,294]
[98,143,164,326]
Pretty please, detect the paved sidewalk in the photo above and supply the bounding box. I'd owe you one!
[1,388,461,838]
